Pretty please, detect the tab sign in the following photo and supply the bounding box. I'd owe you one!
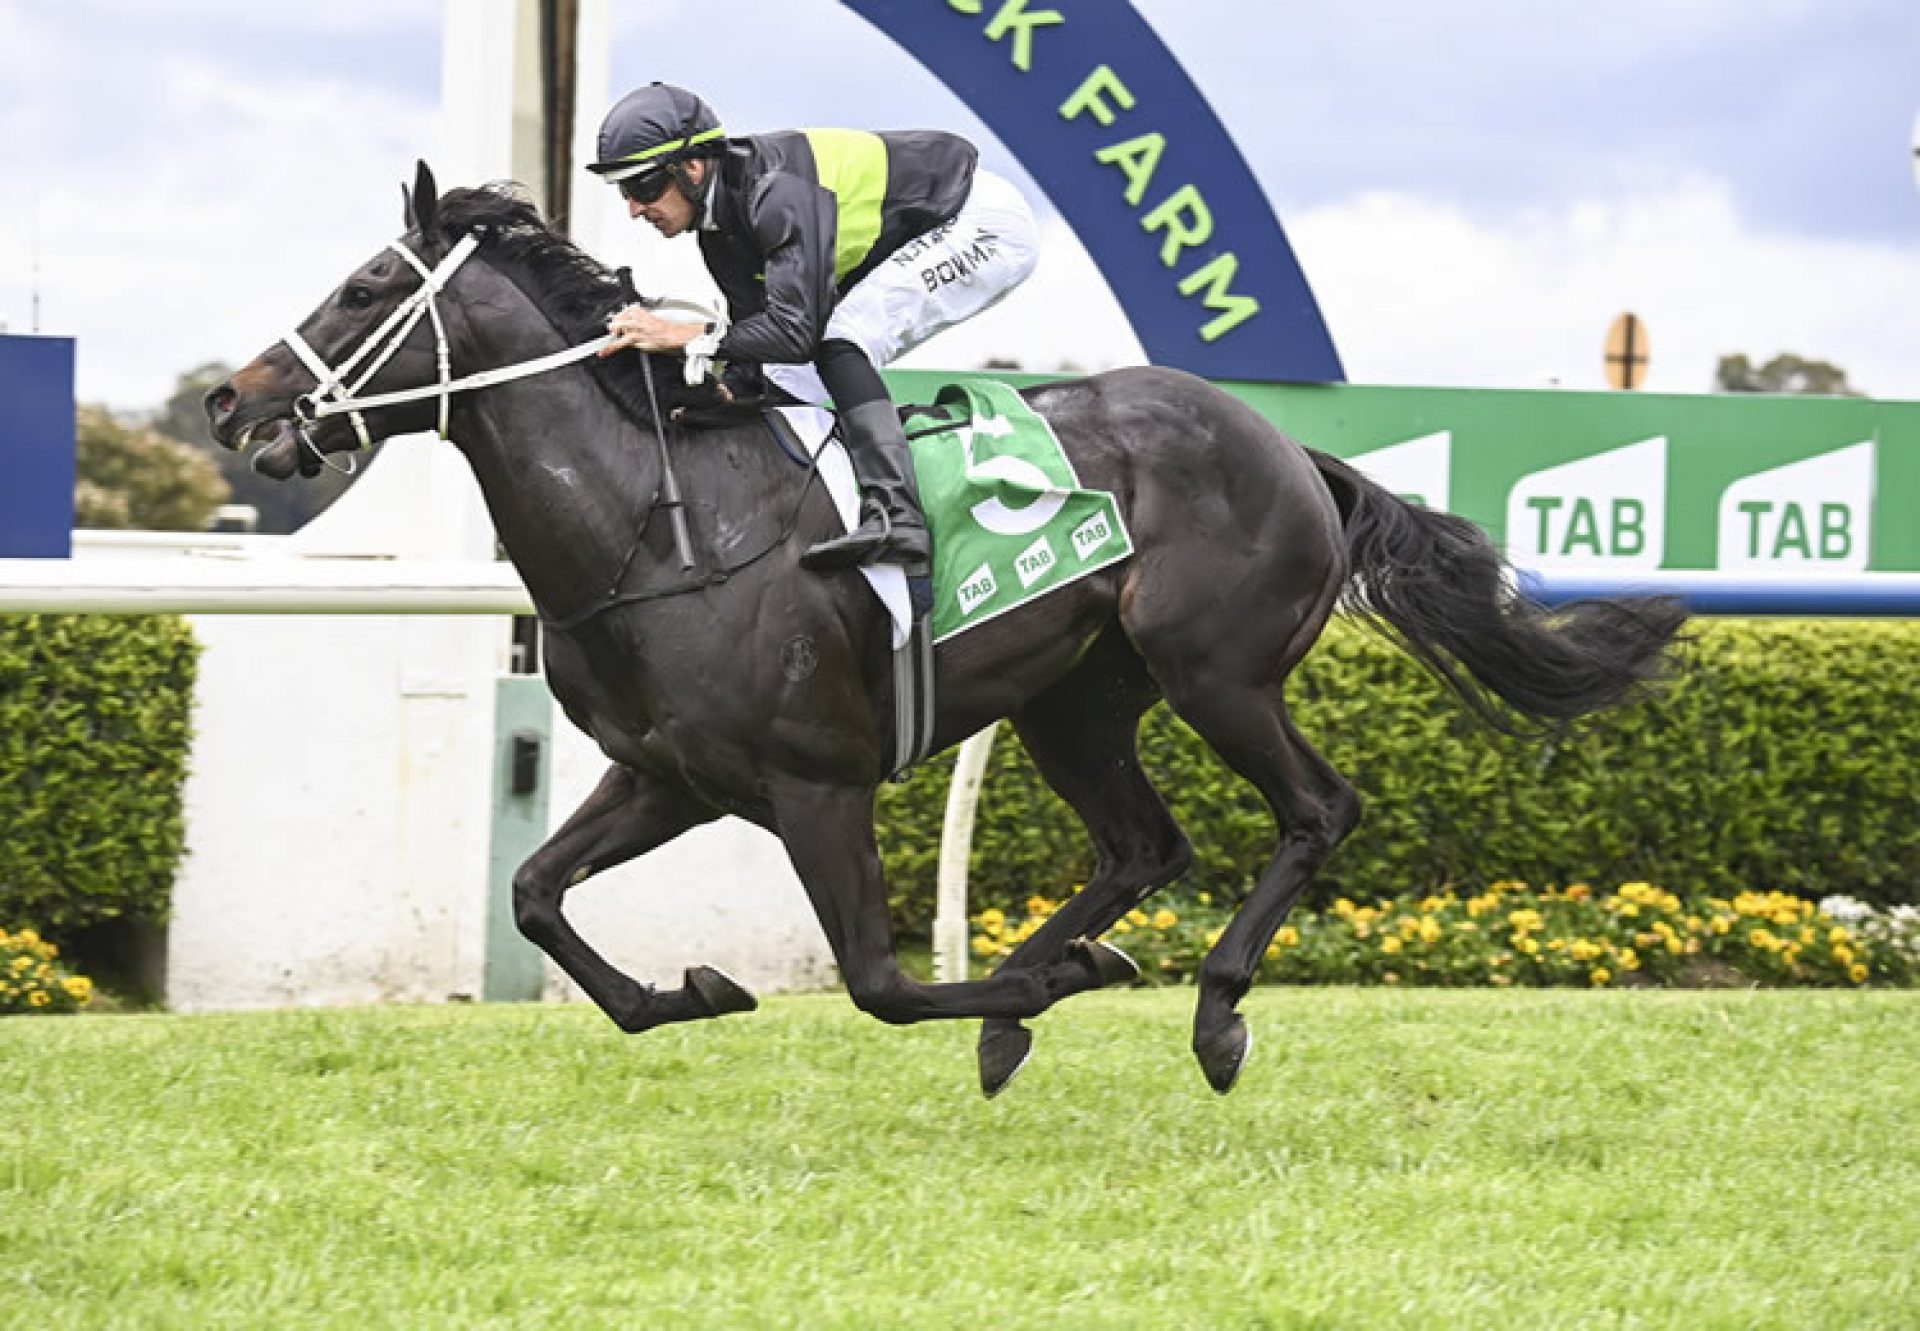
[1505,437,1667,570]
[1716,441,1874,571]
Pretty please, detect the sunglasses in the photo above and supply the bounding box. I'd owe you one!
[618,171,673,205]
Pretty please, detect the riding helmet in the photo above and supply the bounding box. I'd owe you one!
[587,83,726,183]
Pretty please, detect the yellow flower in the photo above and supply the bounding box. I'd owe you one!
[1832,945,1855,967]
[1618,948,1640,971]
[62,976,93,1002]
[970,936,998,956]
[1517,937,1541,956]
[1564,883,1592,901]
[1275,926,1299,947]
[1828,926,1850,944]
[1418,919,1443,945]
[1026,896,1054,917]
[28,990,50,1008]
[1507,909,1543,933]
[1590,967,1611,987]
[977,908,1006,932]
[1126,909,1149,927]
[1848,963,1869,985]
[1151,909,1178,931]
[1381,936,1404,954]
[1665,935,1684,955]
[1570,939,1603,962]
[1332,898,1356,917]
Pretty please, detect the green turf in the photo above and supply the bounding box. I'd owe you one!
[3,989,1915,1329]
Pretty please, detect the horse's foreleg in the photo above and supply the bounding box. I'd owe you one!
[514,759,746,1032]
[767,773,1136,1029]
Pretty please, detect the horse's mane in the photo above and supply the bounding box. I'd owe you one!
[432,183,714,420]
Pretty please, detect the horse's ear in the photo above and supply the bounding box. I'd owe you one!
[408,160,440,234]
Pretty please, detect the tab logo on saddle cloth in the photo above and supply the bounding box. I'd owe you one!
[909,380,1134,642]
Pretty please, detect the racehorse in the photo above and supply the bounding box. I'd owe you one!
[206,165,1687,1096]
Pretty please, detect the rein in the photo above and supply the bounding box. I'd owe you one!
[275,226,823,632]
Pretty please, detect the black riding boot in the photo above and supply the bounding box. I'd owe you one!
[801,399,932,573]
[801,339,932,580]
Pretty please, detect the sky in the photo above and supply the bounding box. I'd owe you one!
[2,0,1918,413]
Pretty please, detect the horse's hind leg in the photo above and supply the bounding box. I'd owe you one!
[514,759,751,1033]
[1164,686,1359,1093]
[975,629,1193,1095]
[1123,533,1359,1092]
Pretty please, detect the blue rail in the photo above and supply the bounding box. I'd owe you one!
[1515,570,1920,617]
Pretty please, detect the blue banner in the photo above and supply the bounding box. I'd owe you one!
[0,335,76,558]
[841,0,1344,383]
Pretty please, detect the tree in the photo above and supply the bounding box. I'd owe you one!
[74,405,229,531]
[150,362,368,534]
[1715,353,1862,397]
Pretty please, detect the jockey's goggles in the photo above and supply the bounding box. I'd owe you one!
[617,170,674,205]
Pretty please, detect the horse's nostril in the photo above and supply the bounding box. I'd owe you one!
[209,386,237,416]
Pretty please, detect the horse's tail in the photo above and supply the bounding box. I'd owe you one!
[1308,449,1688,736]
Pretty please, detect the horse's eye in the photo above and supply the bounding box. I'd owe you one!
[343,286,375,310]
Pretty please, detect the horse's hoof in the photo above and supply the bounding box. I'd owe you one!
[684,965,757,1018]
[1070,937,1140,989]
[978,1022,1034,1099]
[1194,1014,1252,1095]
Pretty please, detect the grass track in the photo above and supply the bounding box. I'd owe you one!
[4,988,1916,1329]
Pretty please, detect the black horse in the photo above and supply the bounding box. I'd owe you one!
[207,166,1686,1095]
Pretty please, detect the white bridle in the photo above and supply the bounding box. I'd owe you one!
[281,232,721,465]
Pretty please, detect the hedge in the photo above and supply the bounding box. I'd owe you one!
[877,619,1920,936]
[0,615,199,936]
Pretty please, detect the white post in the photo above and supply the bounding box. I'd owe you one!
[933,723,999,982]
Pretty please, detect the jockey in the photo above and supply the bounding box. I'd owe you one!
[590,82,1040,582]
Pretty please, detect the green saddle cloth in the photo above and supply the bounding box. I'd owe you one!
[907,380,1134,642]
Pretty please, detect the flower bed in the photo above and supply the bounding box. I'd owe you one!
[0,927,96,1015]
[973,882,1919,989]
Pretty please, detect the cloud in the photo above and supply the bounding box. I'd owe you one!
[0,56,433,406]
[55,0,437,35]
[1292,178,1920,398]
